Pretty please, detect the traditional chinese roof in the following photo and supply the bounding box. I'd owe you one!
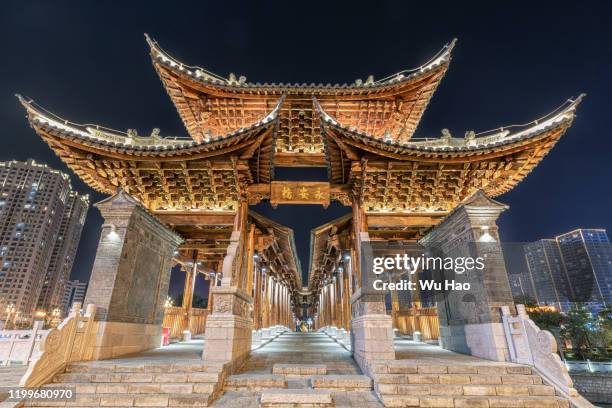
[316,94,584,213]
[250,211,302,292]
[146,34,455,153]
[18,39,583,222]
[18,95,283,212]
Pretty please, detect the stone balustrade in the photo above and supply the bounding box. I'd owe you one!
[20,303,97,388]
[502,304,595,408]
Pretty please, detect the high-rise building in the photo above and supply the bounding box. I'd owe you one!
[523,229,612,311]
[556,229,612,310]
[0,159,88,323]
[508,273,537,300]
[37,192,88,312]
[61,279,88,316]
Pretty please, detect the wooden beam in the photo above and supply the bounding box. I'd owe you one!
[366,213,447,228]
[273,153,327,167]
[155,211,236,225]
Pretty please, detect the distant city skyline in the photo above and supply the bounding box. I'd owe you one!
[511,228,612,312]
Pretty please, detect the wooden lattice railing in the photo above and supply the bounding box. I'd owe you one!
[393,307,440,340]
[162,307,208,339]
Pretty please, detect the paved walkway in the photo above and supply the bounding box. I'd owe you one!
[241,332,359,375]
[214,332,382,407]
[102,335,205,362]
[394,337,520,366]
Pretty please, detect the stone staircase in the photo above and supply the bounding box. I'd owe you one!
[370,360,571,407]
[222,363,375,407]
[22,359,228,407]
[0,366,28,403]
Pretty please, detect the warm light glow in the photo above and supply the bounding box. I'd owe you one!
[164,296,173,308]
[478,226,496,243]
[103,224,120,242]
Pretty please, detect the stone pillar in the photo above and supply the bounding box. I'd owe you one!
[350,200,395,372]
[202,201,253,369]
[84,190,182,360]
[419,190,516,362]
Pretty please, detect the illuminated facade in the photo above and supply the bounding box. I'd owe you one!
[15,36,586,406]
[0,160,88,322]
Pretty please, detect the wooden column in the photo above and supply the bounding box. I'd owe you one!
[342,269,351,330]
[253,265,260,330]
[245,224,256,296]
[335,277,342,327]
[261,274,269,328]
[206,274,214,312]
[182,252,198,334]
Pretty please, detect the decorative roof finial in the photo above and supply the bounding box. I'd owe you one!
[383,130,393,142]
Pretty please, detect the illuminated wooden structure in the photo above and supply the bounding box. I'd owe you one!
[18,35,583,369]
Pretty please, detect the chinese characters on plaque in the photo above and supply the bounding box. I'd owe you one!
[270,181,330,207]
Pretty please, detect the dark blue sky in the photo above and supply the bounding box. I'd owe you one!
[1,1,610,294]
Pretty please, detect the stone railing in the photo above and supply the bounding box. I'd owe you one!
[0,321,48,366]
[162,306,208,339]
[502,304,595,408]
[567,360,612,373]
[19,303,97,388]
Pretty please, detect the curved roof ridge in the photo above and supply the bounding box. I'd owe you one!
[145,33,230,85]
[314,94,584,153]
[17,94,285,153]
[373,38,457,85]
[146,33,455,90]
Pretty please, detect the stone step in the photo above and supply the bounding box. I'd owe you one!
[224,374,287,390]
[260,389,333,407]
[43,381,216,394]
[272,364,327,376]
[65,361,224,374]
[380,394,569,408]
[53,372,219,384]
[370,361,533,375]
[23,392,214,407]
[376,383,555,396]
[374,373,543,385]
[310,375,372,391]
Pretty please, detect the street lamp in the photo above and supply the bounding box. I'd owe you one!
[5,303,16,329]
[164,296,174,308]
[50,308,61,328]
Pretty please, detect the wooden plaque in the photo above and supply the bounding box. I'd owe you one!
[270,181,330,206]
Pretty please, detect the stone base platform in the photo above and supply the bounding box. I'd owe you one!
[214,332,382,407]
[272,364,327,376]
[372,340,571,407]
[260,389,333,407]
[310,375,372,391]
[225,374,288,391]
[21,339,228,408]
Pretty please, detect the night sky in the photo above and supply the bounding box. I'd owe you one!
[1,1,610,297]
